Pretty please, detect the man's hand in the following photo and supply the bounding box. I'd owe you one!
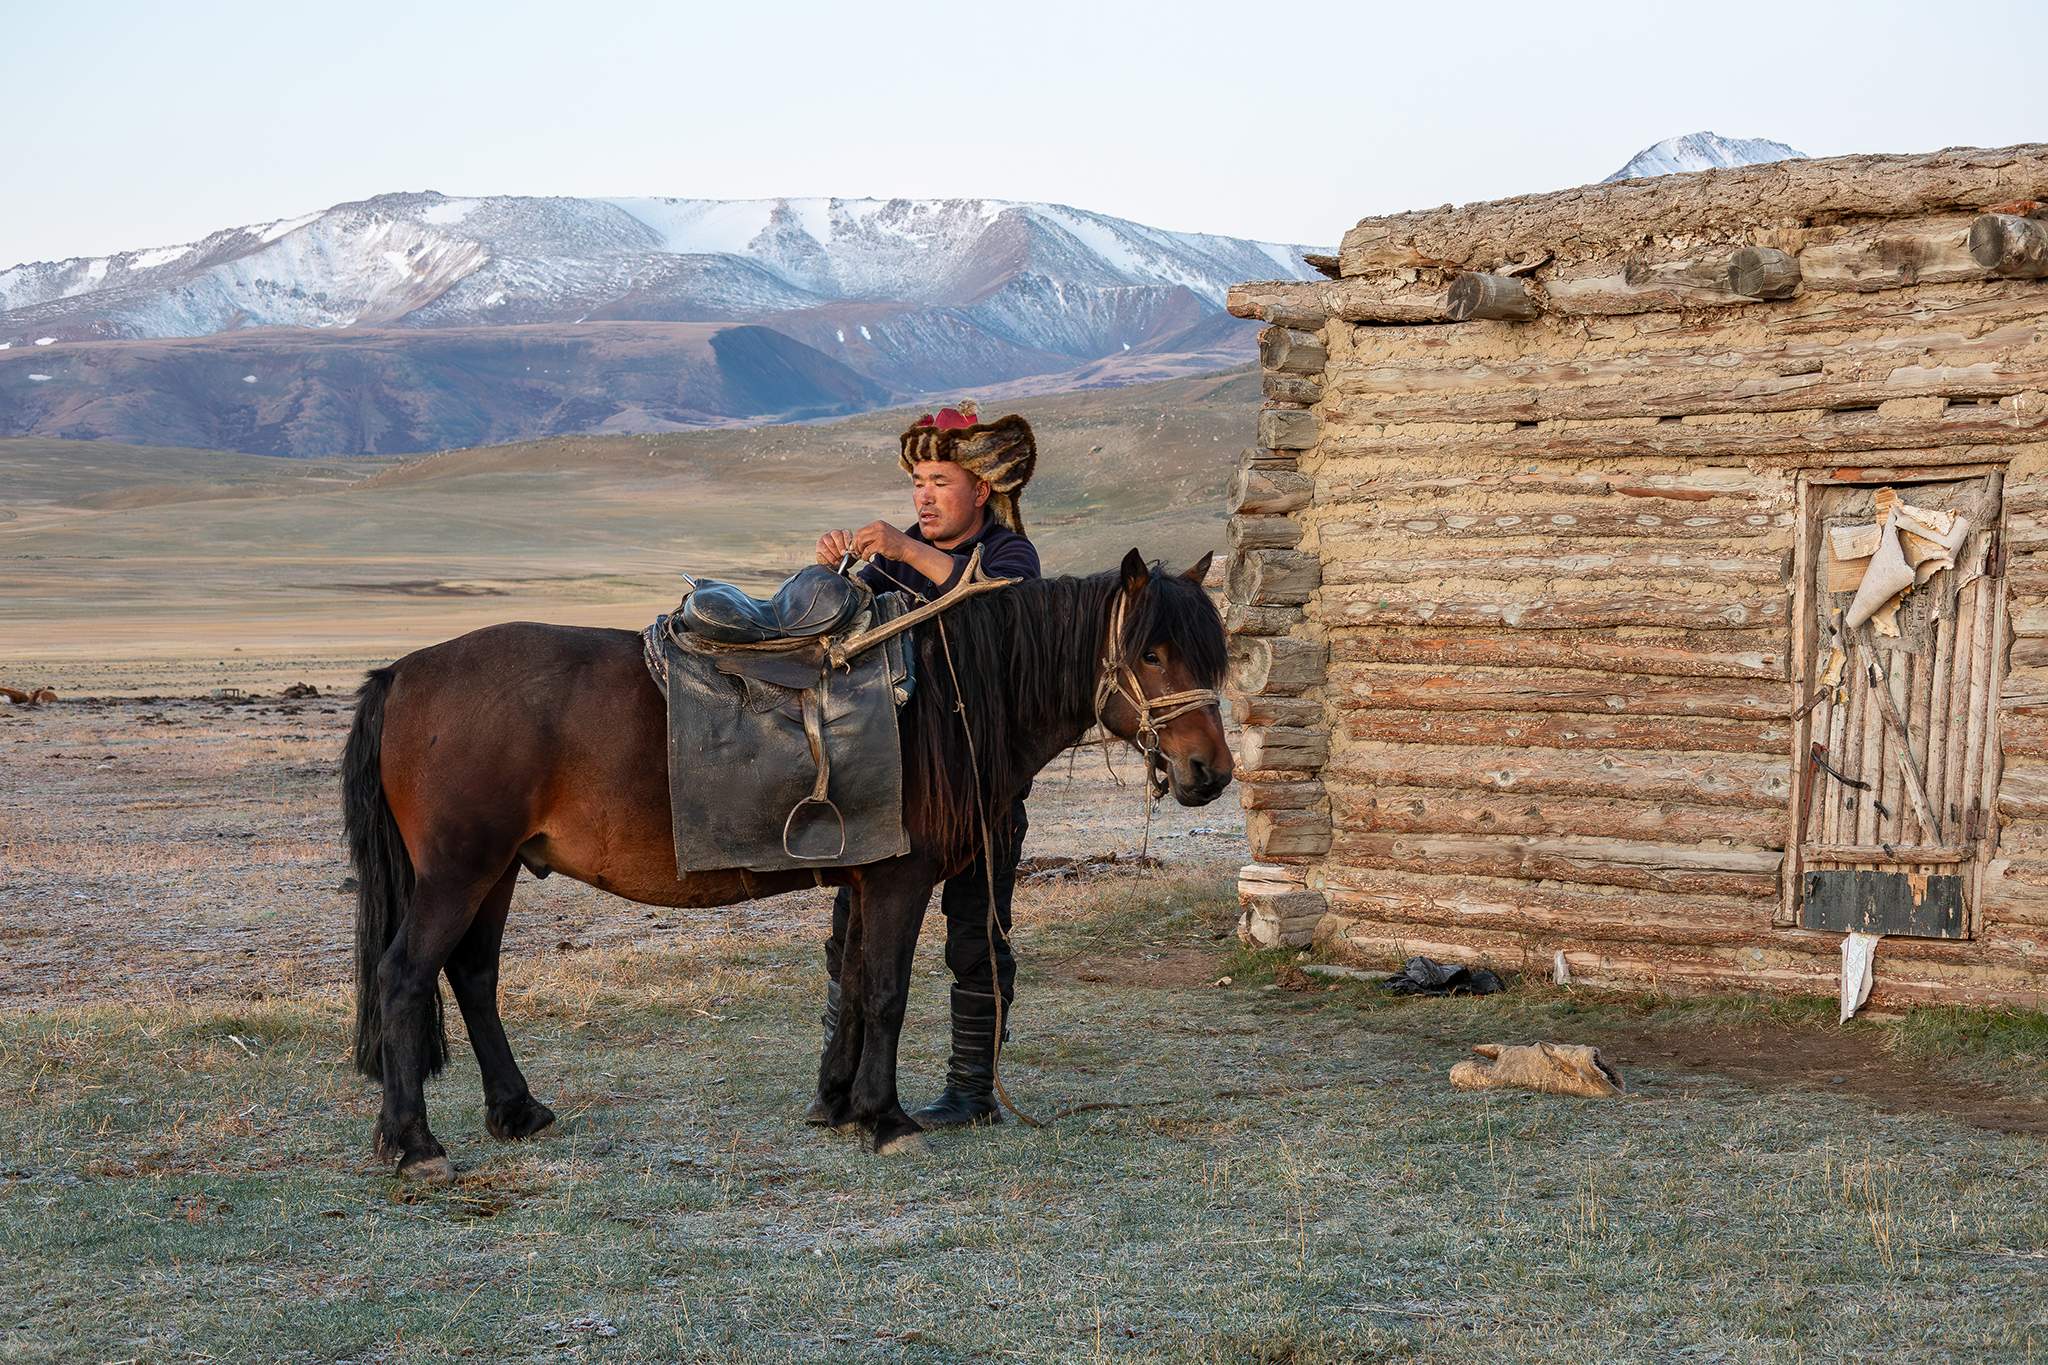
[850,520,914,562]
[815,529,853,566]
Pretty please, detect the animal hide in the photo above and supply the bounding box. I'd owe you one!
[1448,1042,1625,1098]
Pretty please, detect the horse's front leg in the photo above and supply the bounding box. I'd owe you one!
[852,858,938,1155]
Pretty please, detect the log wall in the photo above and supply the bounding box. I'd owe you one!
[1223,145,2048,1008]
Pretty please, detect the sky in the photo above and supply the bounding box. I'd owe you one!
[2,0,2043,268]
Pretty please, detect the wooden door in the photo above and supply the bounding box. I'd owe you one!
[1786,472,2006,938]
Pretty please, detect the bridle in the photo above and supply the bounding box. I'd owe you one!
[1092,586,1221,800]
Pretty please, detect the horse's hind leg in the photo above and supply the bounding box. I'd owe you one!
[853,861,936,1156]
[375,860,506,1181]
[445,865,555,1142]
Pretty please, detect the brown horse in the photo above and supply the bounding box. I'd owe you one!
[342,550,1233,1180]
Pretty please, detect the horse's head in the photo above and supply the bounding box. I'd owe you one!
[1097,548,1234,806]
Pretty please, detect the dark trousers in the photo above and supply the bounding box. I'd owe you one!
[825,790,1028,1004]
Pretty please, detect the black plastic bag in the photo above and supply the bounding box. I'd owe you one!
[1378,955,1505,997]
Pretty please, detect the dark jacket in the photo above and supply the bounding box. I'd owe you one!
[857,517,1040,601]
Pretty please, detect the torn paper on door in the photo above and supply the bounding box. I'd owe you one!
[1833,495,1971,637]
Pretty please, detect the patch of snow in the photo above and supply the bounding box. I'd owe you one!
[835,328,846,344]
[1122,342,1131,351]
[256,212,320,244]
[131,243,195,270]
[420,198,479,226]
[0,342,10,350]
[1256,240,1307,274]
[382,249,413,276]
[859,324,871,340]
[789,199,834,245]
[242,374,258,383]
[33,337,55,346]
[28,373,51,382]
[607,198,780,255]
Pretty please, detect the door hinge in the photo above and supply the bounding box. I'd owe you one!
[1985,530,2006,579]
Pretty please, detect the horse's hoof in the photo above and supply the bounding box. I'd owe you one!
[802,1094,835,1127]
[398,1154,456,1185]
[874,1130,925,1158]
[487,1095,557,1141]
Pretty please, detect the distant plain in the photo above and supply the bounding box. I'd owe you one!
[0,368,1256,694]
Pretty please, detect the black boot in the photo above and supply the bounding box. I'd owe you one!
[911,987,1005,1129]
[801,979,842,1126]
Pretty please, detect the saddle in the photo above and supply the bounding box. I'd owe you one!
[646,565,912,873]
[642,551,1017,874]
[680,570,864,646]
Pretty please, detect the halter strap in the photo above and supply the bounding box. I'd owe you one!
[1093,590,1221,795]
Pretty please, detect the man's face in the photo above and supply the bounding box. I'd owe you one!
[910,461,991,547]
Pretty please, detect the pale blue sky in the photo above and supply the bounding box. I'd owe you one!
[2,0,2042,268]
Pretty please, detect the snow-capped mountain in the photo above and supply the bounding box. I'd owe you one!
[1603,133,1806,183]
[0,193,1320,454]
[0,193,1315,343]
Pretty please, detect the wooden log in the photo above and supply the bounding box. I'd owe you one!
[1263,371,1323,406]
[1540,251,1770,316]
[1328,665,1785,720]
[1240,780,1327,810]
[1728,246,1802,299]
[1317,325,2048,428]
[1321,546,1784,589]
[1232,693,1322,727]
[1248,807,1333,860]
[1330,831,1780,899]
[1320,583,1787,631]
[1239,887,1327,948]
[1258,327,1327,375]
[1229,284,1329,329]
[1258,408,1320,451]
[1239,726,1330,773]
[1316,399,2048,465]
[1228,549,1320,606]
[1336,146,2048,276]
[1229,636,1328,697]
[1332,785,1785,845]
[1227,515,1303,552]
[1225,603,1302,637]
[1997,759,2048,821]
[1338,706,1790,756]
[1230,278,1455,325]
[1329,626,1786,681]
[1969,213,2048,278]
[1228,466,1313,517]
[1446,272,1538,322]
[1333,741,1792,811]
[1313,502,1792,542]
[1962,567,1997,837]
[1320,872,1780,948]
[1797,217,1987,292]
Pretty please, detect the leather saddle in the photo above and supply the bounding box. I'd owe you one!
[645,566,915,873]
[680,566,864,646]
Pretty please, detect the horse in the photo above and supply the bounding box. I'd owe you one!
[341,549,1233,1180]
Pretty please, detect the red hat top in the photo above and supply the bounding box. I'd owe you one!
[913,399,980,431]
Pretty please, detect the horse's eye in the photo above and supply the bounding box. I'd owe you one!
[1141,649,1162,666]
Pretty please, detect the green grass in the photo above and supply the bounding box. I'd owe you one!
[5,875,2048,1361]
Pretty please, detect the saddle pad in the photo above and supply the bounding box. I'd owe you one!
[661,599,914,873]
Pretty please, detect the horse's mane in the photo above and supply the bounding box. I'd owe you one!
[898,565,1226,869]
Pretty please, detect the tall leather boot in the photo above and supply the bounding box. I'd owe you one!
[801,979,842,1126]
[910,987,1004,1129]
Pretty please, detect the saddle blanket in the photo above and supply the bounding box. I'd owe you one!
[646,594,915,874]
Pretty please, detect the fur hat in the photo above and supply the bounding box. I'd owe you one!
[899,400,1038,535]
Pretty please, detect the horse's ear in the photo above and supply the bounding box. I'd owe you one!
[1182,551,1215,584]
[1120,548,1150,594]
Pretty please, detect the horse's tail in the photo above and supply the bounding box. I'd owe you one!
[343,665,444,1080]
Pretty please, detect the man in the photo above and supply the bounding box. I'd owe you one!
[811,400,1040,1128]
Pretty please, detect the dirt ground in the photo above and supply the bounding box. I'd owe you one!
[6,692,2048,1361]
[0,691,1245,1007]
